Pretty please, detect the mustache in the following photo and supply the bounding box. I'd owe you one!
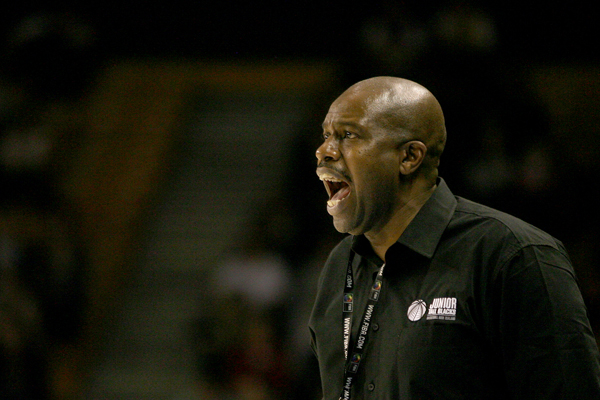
[316,162,352,182]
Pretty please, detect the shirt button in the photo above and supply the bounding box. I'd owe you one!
[372,323,379,331]
[367,382,375,391]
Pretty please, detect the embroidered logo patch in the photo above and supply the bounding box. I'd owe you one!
[407,299,427,321]
[427,297,457,320]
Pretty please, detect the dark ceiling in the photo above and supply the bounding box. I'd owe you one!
[1,1,598,62]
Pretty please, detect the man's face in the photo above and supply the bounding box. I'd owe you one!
[316,91,403,235]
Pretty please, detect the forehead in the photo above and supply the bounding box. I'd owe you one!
[322,91,374,128]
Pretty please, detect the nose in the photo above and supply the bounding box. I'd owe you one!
[316,137,340,163]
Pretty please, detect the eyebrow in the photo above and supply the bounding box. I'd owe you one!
[321,120,363,131]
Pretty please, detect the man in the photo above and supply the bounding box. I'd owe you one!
[308,76,600,399]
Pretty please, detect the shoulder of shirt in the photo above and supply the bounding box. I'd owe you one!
[453,196,563,252]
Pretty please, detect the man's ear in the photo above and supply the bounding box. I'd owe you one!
[399,141,427,175]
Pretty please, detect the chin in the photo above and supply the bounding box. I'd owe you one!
[333,218,364,236]
[332,222,348,234]
[332,218,352,234]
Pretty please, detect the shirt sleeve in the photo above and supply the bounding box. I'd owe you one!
[492,243,600,399]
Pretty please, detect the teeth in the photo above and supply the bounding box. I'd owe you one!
[319,173,342,182]
[327,199,340,207]
[327,198,348,207]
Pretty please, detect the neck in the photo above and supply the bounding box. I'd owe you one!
[365,182,436,261]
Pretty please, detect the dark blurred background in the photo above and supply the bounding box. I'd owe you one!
[0,1,598,399]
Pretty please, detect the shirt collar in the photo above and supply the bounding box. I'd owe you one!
[397,178,456,258]
[351,178,457,260]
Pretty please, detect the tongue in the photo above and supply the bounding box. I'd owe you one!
[331,185,351,201]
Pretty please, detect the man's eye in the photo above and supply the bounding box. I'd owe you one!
[344,131,356,139]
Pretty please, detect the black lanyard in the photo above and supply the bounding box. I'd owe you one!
[340,251,385,400]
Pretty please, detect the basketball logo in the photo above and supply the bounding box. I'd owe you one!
[407,299,427,321]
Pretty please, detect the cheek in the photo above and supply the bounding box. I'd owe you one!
[362,154,400,185]
[348,148,400,195]
[357,164,399,202]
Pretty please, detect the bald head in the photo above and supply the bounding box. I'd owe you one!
[336,77,447,177]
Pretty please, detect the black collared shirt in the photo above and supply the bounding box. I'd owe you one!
[309,179,600,400]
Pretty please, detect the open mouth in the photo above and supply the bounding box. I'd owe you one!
[318,172,351,208]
